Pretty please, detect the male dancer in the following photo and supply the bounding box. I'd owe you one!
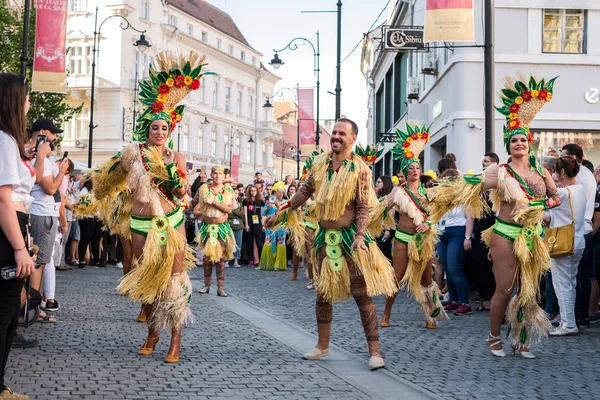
[193,166,236,297]
[267,119,397,370]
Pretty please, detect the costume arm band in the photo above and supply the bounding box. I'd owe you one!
[543,193,561,210]
[166,162,183,188]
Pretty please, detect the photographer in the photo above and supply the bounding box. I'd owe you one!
[0,73,36,400]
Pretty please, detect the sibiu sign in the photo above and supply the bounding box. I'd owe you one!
[383,27,425,52]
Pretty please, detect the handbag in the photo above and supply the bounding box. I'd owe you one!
[544,187,575,258]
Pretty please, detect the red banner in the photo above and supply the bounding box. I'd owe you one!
[424,0,474,43]
[297,88,315,155]
[32,0,68,93]
[231,154,240,181]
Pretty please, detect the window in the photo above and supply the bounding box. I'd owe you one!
[168,15,177,27]
[240,51,246,61]
[216,38,222,50]
[140,0,149,20]
[211,131,217,157]
[199,77,206,103]
[68,45,92,75]
[181,124,189,152]
[225,86,231,112]
[248,94,254,119]
[70,0,86,12]
[224,135,230,160]
[543,9,586,53]
[228,44,234,55]
[197,129,203,154]
[212,81,219,108]
[187,24,194,36]
[201,31,208,43]
[237,91,243,116]
[252,56,257,67]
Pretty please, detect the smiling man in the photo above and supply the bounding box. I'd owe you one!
[266,118,397,371]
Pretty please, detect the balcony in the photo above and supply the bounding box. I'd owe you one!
[259,121,283,142]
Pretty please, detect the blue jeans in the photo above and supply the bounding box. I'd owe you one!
[233,229,243,259]
[437,226,469,304]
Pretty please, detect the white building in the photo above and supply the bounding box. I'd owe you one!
[62,0,282,183]
[363,0,600,175]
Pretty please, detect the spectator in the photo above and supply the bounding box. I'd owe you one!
[545,157,586,336]
[253,171,266,189]
[286,184,297,199]
[443,153,457,162]
[562,144,596,327]
[29,119,69,313]
[53,159,74,272]
[223,168,235,185]
[420,175,434,188]
[396,171,406,186]
[582,160,594,174]
[228,183,246,268]
[437,158,456,176]
[66,173,84,266]
[284,175,294,191]
[437,169,473,316]
[243,185,265,267]
[374,176,394,261]
[0,72,36,400]
[473,153,498,312]
[190,169,207,199]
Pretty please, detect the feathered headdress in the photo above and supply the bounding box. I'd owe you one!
[355,143,383,166]
[390,122,431,175]
[272,181,285,192]
[495,75,557,173]
[133,51,216,146]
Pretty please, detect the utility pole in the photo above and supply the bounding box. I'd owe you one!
[335,1,342,120]
[484,0,494,153]
[20,0,31,76]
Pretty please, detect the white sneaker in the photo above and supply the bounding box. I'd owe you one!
[307,280,316,290]
[549,326,578,336]
[116,262,123,269]
[233,260,241,268]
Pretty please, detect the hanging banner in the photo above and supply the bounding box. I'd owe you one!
[32,0,68,93]
[297,88,315,155]
[424,0,474,43]
[231,154,240,181]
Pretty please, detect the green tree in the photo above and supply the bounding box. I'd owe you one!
[0,1,83,133]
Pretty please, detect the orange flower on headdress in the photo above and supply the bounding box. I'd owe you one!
[508,120,520,130]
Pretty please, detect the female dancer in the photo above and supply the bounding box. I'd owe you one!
[90,51,210,363]
[259,182,287,271]
[378,124,447,329]
[429,75,560,357]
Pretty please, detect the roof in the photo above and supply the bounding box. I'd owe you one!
[166,0,253,49]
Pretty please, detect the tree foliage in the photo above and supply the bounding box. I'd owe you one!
[0,0,83,130]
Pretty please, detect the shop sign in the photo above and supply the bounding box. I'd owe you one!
[383,27,425,51]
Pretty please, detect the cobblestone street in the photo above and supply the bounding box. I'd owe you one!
[6,265,600,399]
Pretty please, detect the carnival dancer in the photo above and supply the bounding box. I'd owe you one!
[428,75,560,358]
[372,124,448,329]
[85,51,210,363]
[259,182,287,271]
[266,119,397,370]
[193,166,236,297]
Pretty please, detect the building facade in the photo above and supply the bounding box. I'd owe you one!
[62,0,282,184]
[363,0,600,175]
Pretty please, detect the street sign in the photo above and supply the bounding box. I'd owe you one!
[383,27,425,52]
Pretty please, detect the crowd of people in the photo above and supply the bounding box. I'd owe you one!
[2,56,600,400]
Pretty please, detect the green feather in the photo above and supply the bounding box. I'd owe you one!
[502,97,513,107]
[520,327,528,344]
[183,61,192,76]
[528,76,536,90]
[517,306,524,323]
[501,88,519,100]
[546,76,558,92]
[537,78,545,90]
[430,308,441,318]
[514,81,528,93]
[406,124,414,135]
[327,168,334,182]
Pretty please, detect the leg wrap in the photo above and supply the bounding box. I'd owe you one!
[150,273,193,332]
[315,293,333,324]
[203,263,213,286]
[351,274,379,344]
[216,262,225,288]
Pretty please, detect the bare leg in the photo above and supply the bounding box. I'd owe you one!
[165,224,186,362]
[382,242,409,324]
[29,264,45,292]
[306,229,315,280]
[120,235,133,276]
[589,280,599,317]
[291,252,300,280]
[433,257,444,290]
[70,240,79,262]
[489,234,518,351]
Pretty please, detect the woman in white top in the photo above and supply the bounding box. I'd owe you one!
[0,73,36,400]
[436,169,474,316]
[544,157,587,336]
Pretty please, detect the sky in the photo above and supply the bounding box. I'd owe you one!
[206,0,390,145]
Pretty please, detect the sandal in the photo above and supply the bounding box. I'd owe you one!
[476,303,491,311]
[37,312,57,323]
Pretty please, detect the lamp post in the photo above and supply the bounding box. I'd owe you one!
[269,31,321,147]
[263,85,301,179]
[229,127,254,170]
[88,6,151,168]
[278,141,296,181]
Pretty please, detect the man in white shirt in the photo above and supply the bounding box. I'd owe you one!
[562,143,596,327]
[28,119,69,309]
